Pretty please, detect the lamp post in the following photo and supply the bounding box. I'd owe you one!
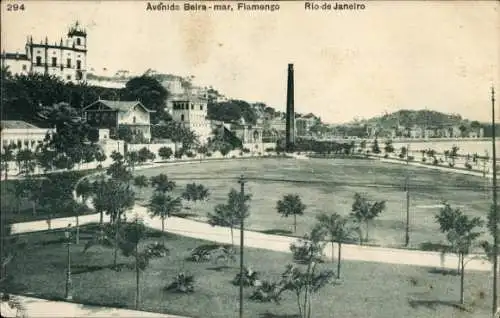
[64,224,73,301]
[237,174,246,318]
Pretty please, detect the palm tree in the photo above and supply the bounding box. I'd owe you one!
[276,194,306,233]
[316,213,353,278]
[148,192,181,244]
[150,173,175,194]
[133,175,149,198]
[350,193,386,244]
[0,145,15,180]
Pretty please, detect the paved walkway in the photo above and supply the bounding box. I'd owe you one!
[10,206,492,272]
[0,294,185,317]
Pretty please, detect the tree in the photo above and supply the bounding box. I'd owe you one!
[148,192,182,244]
[138,147,155,164]
[207,188,251,247]
[151,122,198,150]
[371,139,381,154]
[122,75,168,124]
[24,176,43,216]
[316,213,353,278]
[126,151,140,170]
[150,173,176,194]
[158,147,173,160]
[279,225,335,318]
[98,179,136,268]
[116,125,133,143]
[0,144,15,180]
[15,149,36,175]
[133,175,149,198]
[384,140,394,155]
[181,183,209,209]
[435,203,483,304]
[350,193,386,244]
[276,194,306,233]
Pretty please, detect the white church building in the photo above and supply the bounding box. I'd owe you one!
[1,21,88,83]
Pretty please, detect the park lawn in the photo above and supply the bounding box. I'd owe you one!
[133,158,491,249]
[0,169,96,224]
[3,224,492,318]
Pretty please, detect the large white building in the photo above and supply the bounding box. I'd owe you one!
[1,121,55,152]
[1,21,88,83]
[171,99,212,144]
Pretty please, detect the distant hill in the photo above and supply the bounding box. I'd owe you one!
[356,109,471,128]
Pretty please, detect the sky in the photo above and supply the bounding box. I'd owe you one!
[1,1,499,124]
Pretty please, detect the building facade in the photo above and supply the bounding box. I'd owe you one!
[171,99,212,144]
[1,121,55,152]
[1,22,88,83]
[83,99,154,142]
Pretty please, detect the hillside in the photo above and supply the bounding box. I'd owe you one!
[357,109,471,128]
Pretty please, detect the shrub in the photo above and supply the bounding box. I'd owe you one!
[422,157,426,163]
[165,272,195,293]
[144,242,169,258]
[465,162,472,170]
[383,154,389,158]
[249,280,282,303]
[265,147,275,152]
[242,148,251,153]
[232,267,260,287]
[398,153,404,159]
[186,244,235,263]
[239,152,243,156]
[448,162,455,168]
[231,155,237,159]
[206,152,212,157]
[408,156,414,161]
[433,158,439,165]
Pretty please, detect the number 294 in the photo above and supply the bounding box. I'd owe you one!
[7,3,26,11]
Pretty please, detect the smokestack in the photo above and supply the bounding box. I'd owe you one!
[285,63,295,151]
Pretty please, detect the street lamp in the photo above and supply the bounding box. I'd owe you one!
[64,224,73,301]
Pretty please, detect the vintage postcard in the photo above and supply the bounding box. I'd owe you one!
[0,1,499,317]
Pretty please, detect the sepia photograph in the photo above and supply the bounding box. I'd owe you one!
[0,1,499,317]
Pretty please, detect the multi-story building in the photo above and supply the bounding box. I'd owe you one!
[1,21,87,83]
[171,99,212,144]
[83,99,154,142]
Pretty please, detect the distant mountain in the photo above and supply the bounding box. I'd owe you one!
[356,109,472,128]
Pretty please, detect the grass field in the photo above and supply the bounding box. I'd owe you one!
[133,157,492,249]
[3,224,492,318]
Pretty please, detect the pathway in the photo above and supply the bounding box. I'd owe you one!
[0,294,186,318]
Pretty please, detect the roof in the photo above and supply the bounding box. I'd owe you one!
[1,53,29,60]
[1,120,40,129]
[83,99,154,112]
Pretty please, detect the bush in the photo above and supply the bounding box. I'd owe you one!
[433,158,439,165]
[465,162,472,170]
[265,147,275,152]
[448,162,455,168]
[231,155,237,159]
[398,153,404,159]
[232,267,260,287]
[186,151,195,158]
[239,152,243,156]
[422,157,426,163]
[408,156,414,161]
[249,280,282,303]
[206,152,212,157]
[383,154,389,158]
[165,272,195,293]
[242,148,251,153]
[186,244,235,263]
[144,242,169,258]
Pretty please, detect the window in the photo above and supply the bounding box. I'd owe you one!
[67,58,71,68]
[36,50,41,54]
[200,105,203,110]
[36,56,42,66]
[66,75,71,80]
[181,114,185,121]
[191,104,194,110]
[76,38,81,45]
[51,57,57,67]
[22,64,27,71]
[76,71,82,80]
[76,60,81,70]
[133,116,136,124]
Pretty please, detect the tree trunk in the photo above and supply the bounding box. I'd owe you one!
[460,253,465,304]
[294,214,297,233]
[76,216,80,245]
[337,242,342,279]
[161,217,165,245]
[135,241,140,309]
[32,201,36,216]
[365,222,369,243]
[457,254,461,275]
[331,242,335,264]
[114,220,119,269]
[230,226,234,247]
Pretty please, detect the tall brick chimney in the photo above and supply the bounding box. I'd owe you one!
[285,63,295,151]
